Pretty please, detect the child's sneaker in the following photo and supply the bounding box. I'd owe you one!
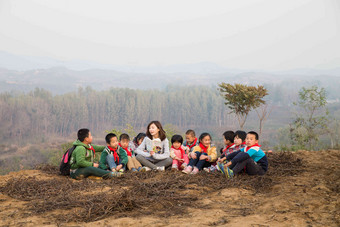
[216,163,226,175]
[204,166,217,173]
[103,171,122,179]
[118,169,124,173]
[182,166,192,174]
[137,166,143,172]
[190,167,199,174]
[180,163,187,170]
[140,166,151,172]
[224,166,234,178]
[172,164,178,169]
[156,166,165,171]
[131,168,138,172]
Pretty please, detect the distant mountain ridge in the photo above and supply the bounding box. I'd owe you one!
[1,51,340,76]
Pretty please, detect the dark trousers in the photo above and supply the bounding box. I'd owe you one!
[188,151,211,170]
[70,166,111,179]
[231,158,265,175]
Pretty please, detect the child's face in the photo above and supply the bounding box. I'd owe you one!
[245,134,258,147]
[138,137,145,145]
[108,136,118,148]
[149,123,160,137]
[185,134,195,144]
[234,135,243,146]
[200,135,211,147]
[120,139,129,148]
[172,141,181,149]
[223,138,232,146]
[84,132,93,144]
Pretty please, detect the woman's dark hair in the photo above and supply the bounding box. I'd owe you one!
[171,134,183,144]
[105,133,117,144]
[199,132,211,143]
[146,121,166,141]
[78,128,90,142]
[234,130,247,141]
[133,133,146,144]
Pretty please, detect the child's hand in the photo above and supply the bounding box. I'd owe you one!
[225,161,232,167]
[93,163,99,168]
[111,168,116,172]
[190,152,197,159]
[150,150,155,156]
[116,164,122,171]
[200,154,208,160]
[217,158,221,163]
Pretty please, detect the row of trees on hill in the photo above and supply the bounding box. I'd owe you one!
[0,86,234,141]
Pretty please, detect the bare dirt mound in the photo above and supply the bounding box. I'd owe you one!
[0,150,339,227]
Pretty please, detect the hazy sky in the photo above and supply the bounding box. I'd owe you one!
[0,0,339,70]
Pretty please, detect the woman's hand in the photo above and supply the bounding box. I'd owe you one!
[150,150,155,156]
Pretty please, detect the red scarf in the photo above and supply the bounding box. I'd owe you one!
[187,138,198,149]
[171,145,185,159]
[119,143,132,157]
[199,143,208,153]
[108,146,119,162]
[223,143,234,153]
[86,145,96,157]
[245,143,261,152]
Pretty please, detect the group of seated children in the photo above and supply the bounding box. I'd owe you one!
[68,120,268,180]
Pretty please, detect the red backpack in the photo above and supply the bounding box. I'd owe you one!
[59,145,77,176]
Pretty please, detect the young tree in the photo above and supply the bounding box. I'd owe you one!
[256,103,273,137]
[291,86,329,150]
[218,83,268,129]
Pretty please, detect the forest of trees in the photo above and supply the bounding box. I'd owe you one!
[0,86,235,142]
[1,84,339,145]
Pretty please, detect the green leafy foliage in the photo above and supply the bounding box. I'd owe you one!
[279,86,329,151]
[218,83,268,129]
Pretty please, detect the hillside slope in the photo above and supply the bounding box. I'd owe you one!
[0,150,339,226]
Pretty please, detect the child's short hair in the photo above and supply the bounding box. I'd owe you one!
[234,130,247,141]
[199,132,211,142]
[185,129,195,137]
[119,133,130,141]
[105,133,117,144]
[133,133,146,144]
[78,128,90,142]
[171,134,183,144]
[248,131,259,140]
[223,131,235,143]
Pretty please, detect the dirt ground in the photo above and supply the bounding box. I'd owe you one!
[0,150,339,227]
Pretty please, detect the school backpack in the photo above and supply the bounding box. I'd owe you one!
[59,145,77,176]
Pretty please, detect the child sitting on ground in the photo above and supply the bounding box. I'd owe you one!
[206,130,245,173]
[219,131,268,178]
[70,129,121,179]
[119,133,143,172]
[220,131,235,155]
[217,130,246,165]
[182,132,217,174]
[130,133,146,154]
[170,134,190,170]
[183,129,199,153]
[99,133,128,173]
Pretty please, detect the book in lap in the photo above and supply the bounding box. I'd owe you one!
[146,138,163,154]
